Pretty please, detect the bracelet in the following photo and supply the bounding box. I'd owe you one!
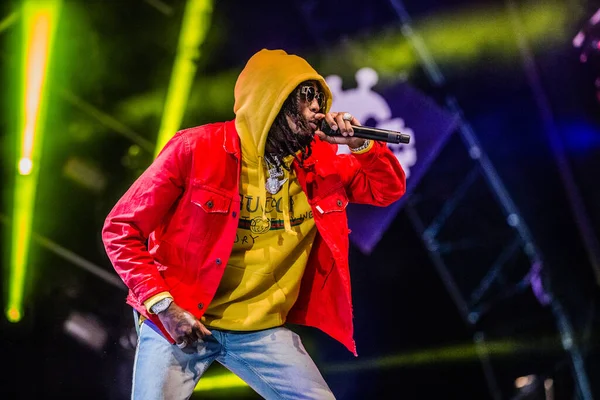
[349,139,371,153]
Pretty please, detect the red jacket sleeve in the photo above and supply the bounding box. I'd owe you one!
[336,141,406,206]
[101,133,190,303]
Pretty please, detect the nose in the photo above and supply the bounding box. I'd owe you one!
[309,98,320,112]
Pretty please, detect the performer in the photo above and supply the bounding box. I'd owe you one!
[102,48,406,399]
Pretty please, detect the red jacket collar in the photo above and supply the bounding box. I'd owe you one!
[224,120,240,156]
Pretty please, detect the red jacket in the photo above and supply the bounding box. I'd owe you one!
[102,120,405,355]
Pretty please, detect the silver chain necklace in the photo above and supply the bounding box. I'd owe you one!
[265,157,288,195]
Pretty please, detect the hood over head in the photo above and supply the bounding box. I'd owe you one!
[233,48,332,165]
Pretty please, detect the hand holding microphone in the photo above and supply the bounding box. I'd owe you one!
[317,112,410,145]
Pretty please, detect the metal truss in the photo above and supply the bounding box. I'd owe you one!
[386,0,596,398]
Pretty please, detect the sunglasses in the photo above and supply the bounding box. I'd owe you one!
[300,85,326,111]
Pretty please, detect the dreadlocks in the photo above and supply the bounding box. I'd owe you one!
[264,80,321,169]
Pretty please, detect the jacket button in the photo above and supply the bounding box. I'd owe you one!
[206,200,214,208]
[336,199,343,207]
[232,211,237,217]
[215,258,222,265]
[197,303,204,310]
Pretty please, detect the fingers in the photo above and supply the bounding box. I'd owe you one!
[175,320,212,349]
[198,323,212,336]
[323,113,338,133]
[314,131,327,141]
[322,112,357,137]
[316,111,363,145]
[162,302,213,349]
[191,326,204,342]
[333,113,353,136]
[191,322,212,341]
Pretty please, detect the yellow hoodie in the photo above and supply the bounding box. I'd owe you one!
[201,49,333,330]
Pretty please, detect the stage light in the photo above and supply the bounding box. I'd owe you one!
[154,0,214,157]
[573,7,600,63]
[7,0,62,323]
[318,0,572,83]
[118,1,572,130]
[18,157,33,175]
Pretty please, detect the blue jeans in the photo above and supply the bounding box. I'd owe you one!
[131,314,335,400]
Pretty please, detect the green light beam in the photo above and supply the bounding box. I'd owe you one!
[117,0,574,127]
[154,0,213,157]
[0,11,19,34]
[322,337,563,374]
[8,0,62,323]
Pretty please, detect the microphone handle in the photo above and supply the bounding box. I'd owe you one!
[321,122,410,144]
[352,125,410,144]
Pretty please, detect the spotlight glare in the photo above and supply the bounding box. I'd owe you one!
[18,157,33,175]
[7,308,21,322]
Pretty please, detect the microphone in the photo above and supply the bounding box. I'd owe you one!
[320,120,410,144]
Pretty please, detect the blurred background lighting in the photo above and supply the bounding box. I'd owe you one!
[8,0,63,323]
[63,311,108,352]
[515,374,536,389]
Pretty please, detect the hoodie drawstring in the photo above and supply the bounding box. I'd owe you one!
[258,155,268,221]
[280,175,295,235]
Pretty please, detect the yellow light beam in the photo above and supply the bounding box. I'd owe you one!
[154,0,213,157]
[116,0,575,127]
[322,337,563,374]
[8,0,62,323]
[194,372,249,392]
[317,0,574,83]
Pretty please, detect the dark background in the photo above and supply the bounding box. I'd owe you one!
[2,0,600,399]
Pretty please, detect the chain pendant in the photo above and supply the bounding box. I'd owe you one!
[265,160,287,195]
